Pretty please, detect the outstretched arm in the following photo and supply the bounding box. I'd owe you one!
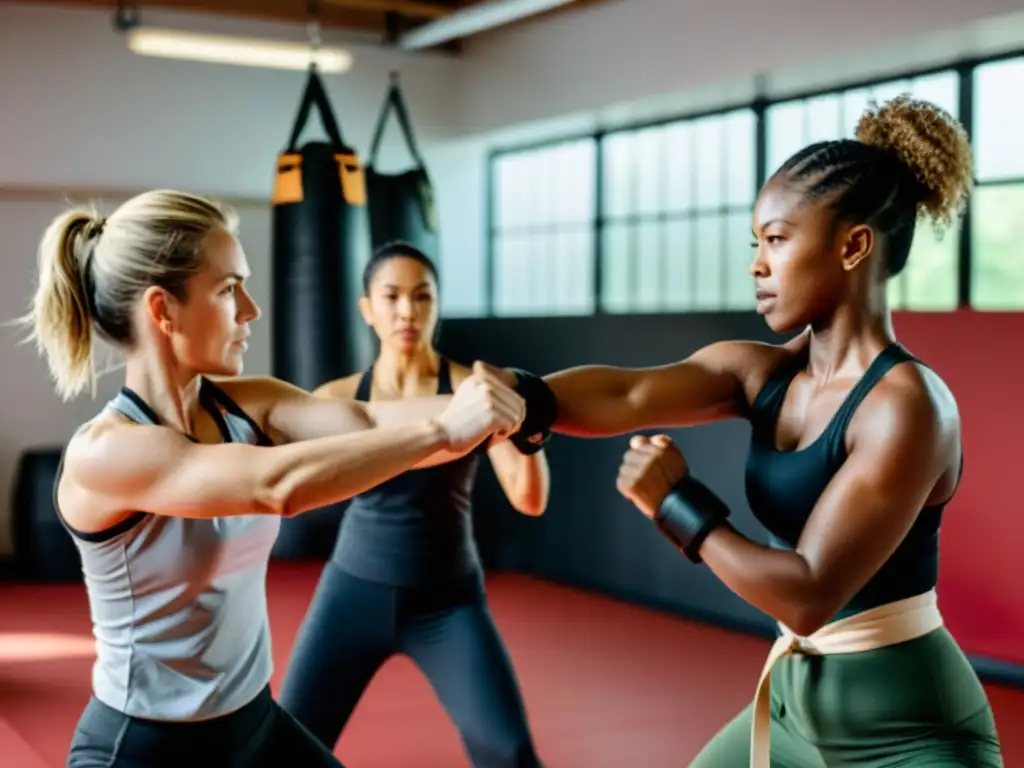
[618,381,957,636]
[60,367,524,534]
[60,414,451,532]
[223,376,482,467]
[543,340,770,437]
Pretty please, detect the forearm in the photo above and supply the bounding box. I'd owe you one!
[698,528,825,635]
[509,452,550,515]
[365,395,451,427]
[260,420,448,516]
[362,395,479,468]
[651,476,826,635]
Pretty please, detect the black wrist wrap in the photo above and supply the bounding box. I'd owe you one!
[507,368,558,455]
[654,476,731,563]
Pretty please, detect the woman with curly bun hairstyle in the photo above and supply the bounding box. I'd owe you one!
[520,96,1004,765]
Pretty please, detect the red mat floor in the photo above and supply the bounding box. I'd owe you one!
[1,561,1022,767]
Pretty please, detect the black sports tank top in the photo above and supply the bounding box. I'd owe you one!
[744,343,951,618]
[330,358,484,586]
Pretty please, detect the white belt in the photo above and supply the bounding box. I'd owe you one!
[749,589,944,768]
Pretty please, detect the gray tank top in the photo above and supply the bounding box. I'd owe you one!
[57,380,281,721]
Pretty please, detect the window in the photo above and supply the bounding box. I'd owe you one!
[485,53,1020,317]
[765,71,961,312]
[971,56,1024,310]
[490,139,597,316]
[599,109,758,314]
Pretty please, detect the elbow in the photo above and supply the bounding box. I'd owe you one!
[256,481,291,518]
[780,593,839,638]
[513,497,547,517]
[514,475,550,517]
[783,610,827,638]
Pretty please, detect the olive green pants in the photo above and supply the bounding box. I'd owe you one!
[691,628,1003,767]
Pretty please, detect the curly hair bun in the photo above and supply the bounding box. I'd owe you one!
[855,94,973,231]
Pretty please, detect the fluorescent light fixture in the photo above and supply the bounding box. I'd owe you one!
[127,28,353,73]
[399,0,577,50]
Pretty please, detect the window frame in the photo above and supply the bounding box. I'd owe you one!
[485,48,1024,316]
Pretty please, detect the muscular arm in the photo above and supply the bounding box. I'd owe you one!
[697,385,956,636]
[221,376,475,468]
[59,413,449,532]
[544,341,770,437]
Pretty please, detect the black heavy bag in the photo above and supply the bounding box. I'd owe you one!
[272,66,367,393]
[364,73,439,258]
[270,67,365,560]
[11,446,82,582]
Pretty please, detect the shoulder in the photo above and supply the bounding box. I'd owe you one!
[61,411,185,494]
[850,354,959,464]
[311,373,363,400]
[692,334,807,407]
[206,376,324,435]
[65,410,140,467]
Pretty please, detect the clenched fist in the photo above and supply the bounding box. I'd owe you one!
[436,361,526,453]
[616,434,689,519]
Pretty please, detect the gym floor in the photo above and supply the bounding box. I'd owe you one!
[1,562,1022,767]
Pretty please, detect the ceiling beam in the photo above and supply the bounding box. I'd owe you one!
[323,0,456,20]
[36,0,388,32]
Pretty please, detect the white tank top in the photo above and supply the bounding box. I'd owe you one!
[57,380,282,721]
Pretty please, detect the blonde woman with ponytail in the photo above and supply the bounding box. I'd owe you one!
[23,189,545,767]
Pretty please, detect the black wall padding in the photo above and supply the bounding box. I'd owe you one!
[439,313,787,633]
[364,74,439,259]
[11,447,82,582]
[270,67,365,559]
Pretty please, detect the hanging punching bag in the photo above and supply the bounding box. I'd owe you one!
[272,66,367,392]
[364,72,439,258]
[270,66,366,559]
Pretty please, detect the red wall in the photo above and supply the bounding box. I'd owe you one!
[894,311,1024,665]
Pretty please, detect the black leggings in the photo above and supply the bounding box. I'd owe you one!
[67,686,343,768]
[278,563,541,768]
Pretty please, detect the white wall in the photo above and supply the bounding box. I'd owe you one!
[0,2,464,555]
[455,0,1024,135]
[0,3,460,196]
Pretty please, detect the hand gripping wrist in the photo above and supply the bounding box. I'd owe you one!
[653,475,731,564]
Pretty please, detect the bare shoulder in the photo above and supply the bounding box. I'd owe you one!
[63,411,183,479]
[59,410,186,528]
[64,410,139,471]
[693,334,807,406]
[311,373,363,400]
[206,375,288,427]
[849,355,960,489]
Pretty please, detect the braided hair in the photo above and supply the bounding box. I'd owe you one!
[773,95,973,278]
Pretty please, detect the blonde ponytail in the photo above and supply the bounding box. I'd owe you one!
[22,190,235,401]
[26,207,103,401]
